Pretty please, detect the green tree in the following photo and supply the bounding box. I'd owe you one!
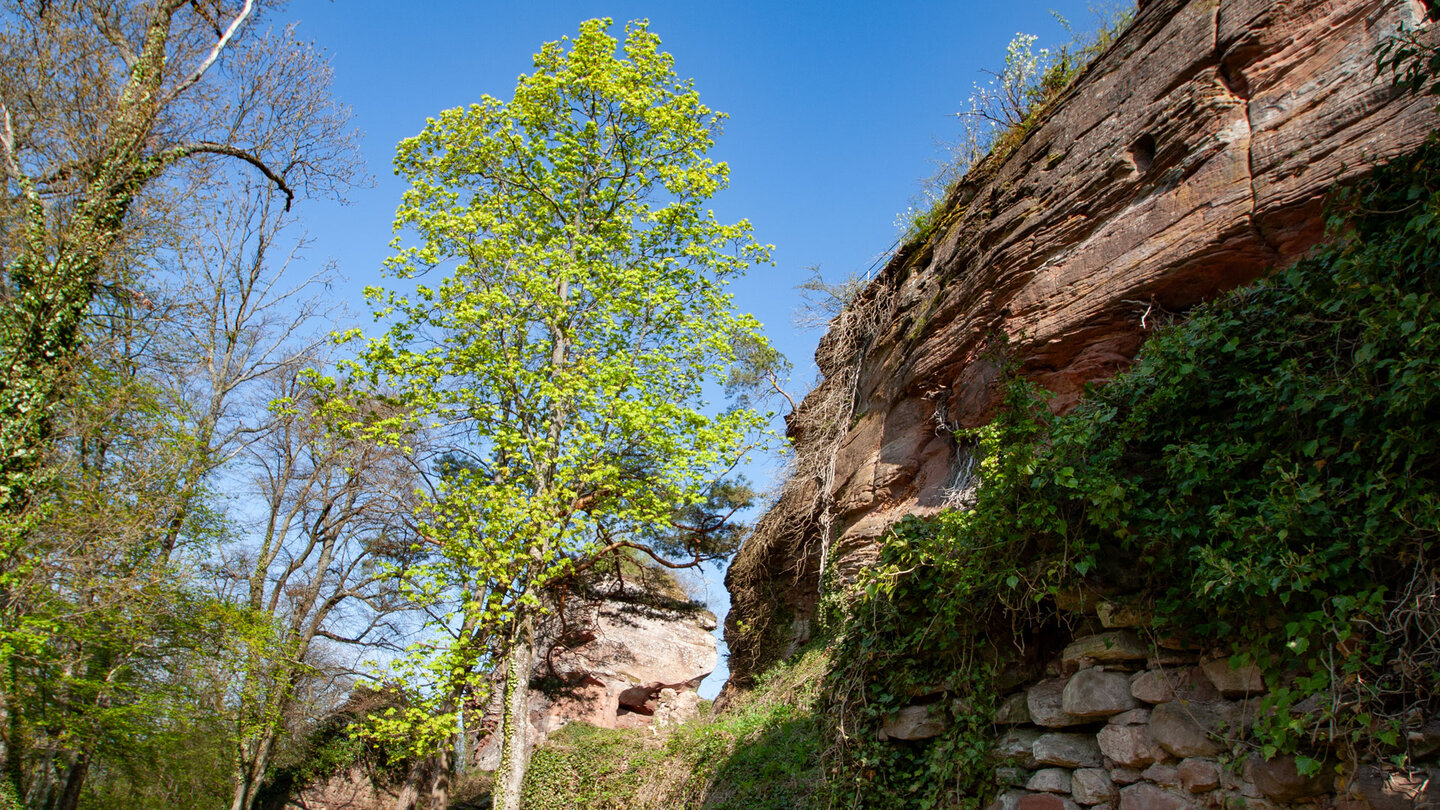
[350,18,775,810]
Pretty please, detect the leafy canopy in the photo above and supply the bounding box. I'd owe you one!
[349,16,773,745]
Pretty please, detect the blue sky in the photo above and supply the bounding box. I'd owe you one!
[287,0,1112,696]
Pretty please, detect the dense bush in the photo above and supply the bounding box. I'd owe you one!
[825,135,1440,805]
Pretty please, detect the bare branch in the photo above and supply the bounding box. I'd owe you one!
[83,0,138,68]
[164,140,293,209]
[166,0,254,101]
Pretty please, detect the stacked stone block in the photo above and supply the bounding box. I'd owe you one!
[973,619,1440,810]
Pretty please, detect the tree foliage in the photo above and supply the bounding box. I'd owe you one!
[350,18,774,810]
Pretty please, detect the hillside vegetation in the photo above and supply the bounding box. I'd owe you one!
[521,130,1440,809]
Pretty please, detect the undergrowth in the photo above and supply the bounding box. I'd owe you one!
[519,134,1440,810]
[521,646,828,809]
[822,133,1440,806]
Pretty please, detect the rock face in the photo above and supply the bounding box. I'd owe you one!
[724,0,1437,685]
[475,566,717,768]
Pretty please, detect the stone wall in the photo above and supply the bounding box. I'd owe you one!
[986,624,1438,810]
[882,602,1440,809]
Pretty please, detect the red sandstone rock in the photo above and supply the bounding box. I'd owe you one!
[1019,794,1082,810]
[1064,669,1142,717]
[1177,758,1220,793]
[1244,753,1335,802]
[1119,782,1195,810]
[1097,723,1166,769]
[724,0,1439,684]
[474,570,718,768]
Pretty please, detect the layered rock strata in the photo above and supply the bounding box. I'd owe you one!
[474,567,717,768]
[724,0,1438,684]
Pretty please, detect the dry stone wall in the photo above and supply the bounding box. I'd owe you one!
[877,599,1440,810]
[983,620,1440,810]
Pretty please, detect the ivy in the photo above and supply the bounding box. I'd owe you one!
[823,134,1440,803]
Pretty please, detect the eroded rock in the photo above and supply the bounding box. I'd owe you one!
[1064,669,1141,718]
[1034,733,1105,769]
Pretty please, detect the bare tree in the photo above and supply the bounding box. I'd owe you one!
[0,3,360,800]
[222,368,420,810]
[0,0,358,552]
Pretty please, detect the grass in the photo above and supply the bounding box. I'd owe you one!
[519,645,830,809]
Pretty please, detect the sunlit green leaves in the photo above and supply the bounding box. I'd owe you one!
[348,18,775,759]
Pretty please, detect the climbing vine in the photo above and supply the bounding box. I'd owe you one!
[822,133,1440,804]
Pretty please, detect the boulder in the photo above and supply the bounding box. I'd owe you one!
[1034,733,1105,769]
[1064,669,1141,718]
[1029,677,1088,728]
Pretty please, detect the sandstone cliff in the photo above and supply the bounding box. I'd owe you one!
[724,0,1439,684]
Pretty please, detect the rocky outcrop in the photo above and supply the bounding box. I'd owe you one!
[725,0,1438,684]
[474,565,717,768]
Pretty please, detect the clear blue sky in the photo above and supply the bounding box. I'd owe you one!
[287,0,1111,696]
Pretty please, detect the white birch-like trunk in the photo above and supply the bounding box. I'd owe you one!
[494,616,534,810]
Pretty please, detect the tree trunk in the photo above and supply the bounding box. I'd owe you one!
[494,614,534,810]
[426,747,453,810]
[229,731,275,810]
[390,757,426,810]
[53,750,89,810]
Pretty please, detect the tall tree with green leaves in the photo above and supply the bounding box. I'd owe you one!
[350,18,775,809]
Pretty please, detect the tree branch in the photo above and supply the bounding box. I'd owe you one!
[166,0,254,102]
[163,140,293,209]
[83,0,138,68]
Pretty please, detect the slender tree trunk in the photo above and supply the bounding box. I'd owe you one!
[427,747,453,810]
[53,750,89,810]
[390,757,426,810]
[4,655,24,804]
[494,613,534,810]
[229,730,277,810]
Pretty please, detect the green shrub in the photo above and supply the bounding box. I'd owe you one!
[827,134,1440,804]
